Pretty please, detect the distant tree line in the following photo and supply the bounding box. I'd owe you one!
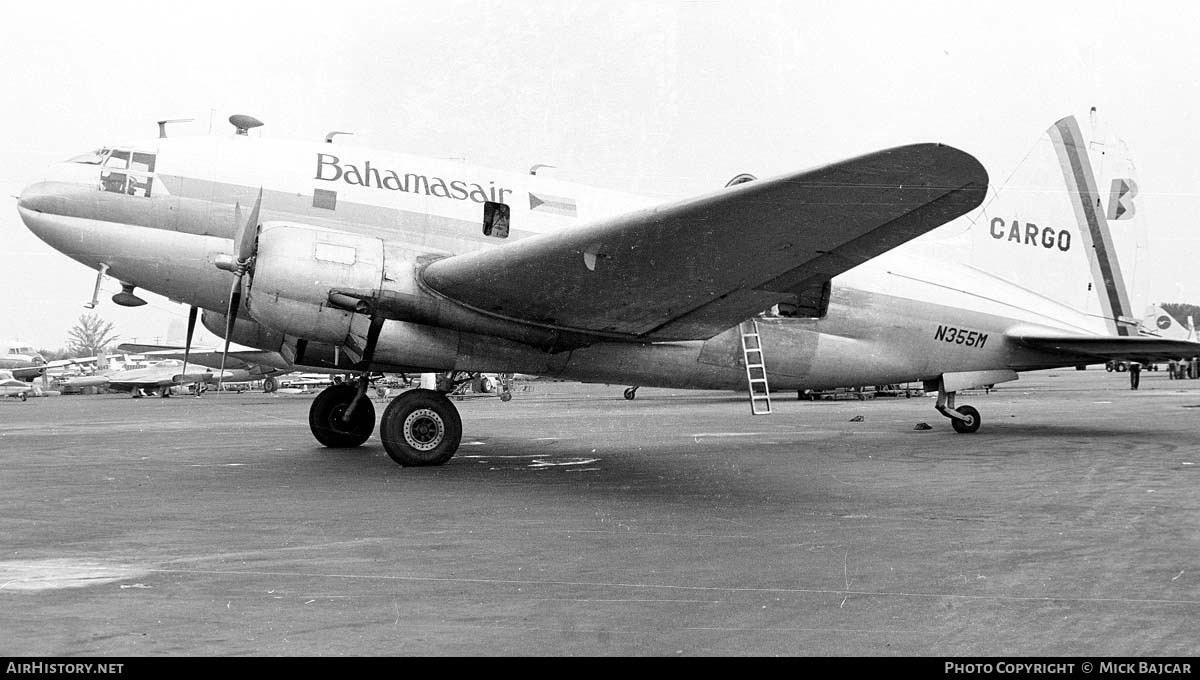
[36,313,120,360]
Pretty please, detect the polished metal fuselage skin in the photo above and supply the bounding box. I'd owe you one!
[18,134,1092,393]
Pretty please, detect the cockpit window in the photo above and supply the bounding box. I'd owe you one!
[105,150,130,169]
[98,147,157,198]
[130,152,156,173]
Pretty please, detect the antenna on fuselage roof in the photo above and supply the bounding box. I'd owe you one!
[529,164,556,175]
[157,118,194,138]
[325,131,353,143]
[229,114,264,136]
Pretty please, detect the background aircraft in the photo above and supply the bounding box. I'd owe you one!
[115,342,294,390]
[17,111,1200,464]
[116,342,340,393]
[0,342,47,381]
[0,341,103,384]
[1140,303,1196,341]
[61,354,244,398]
[0,370,38,400]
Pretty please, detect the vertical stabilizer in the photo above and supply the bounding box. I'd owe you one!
[967,112,1147,335]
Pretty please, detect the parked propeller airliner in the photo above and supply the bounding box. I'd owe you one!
[1140,303,1196,341]
[17,112,1200,465]
[0,343,46,381]
[1,341,101,382]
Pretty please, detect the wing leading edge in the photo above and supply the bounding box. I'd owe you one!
[421,143,988,341]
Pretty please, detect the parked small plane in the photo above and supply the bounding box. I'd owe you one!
[17,110,1200,464]
[0,370,38,400]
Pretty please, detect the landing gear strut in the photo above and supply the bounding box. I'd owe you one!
[305,310,466,465]
[934,384,981,434]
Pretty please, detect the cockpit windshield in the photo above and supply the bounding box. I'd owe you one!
[67,148,106,165]
[67,146,158,198]
[67,148,156,173]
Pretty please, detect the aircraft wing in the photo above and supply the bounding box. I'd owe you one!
[116,344,289,373]
[116,343,197,354]
[10,365,44,380]
[1013,333,1200,361]
[421,143,988,341]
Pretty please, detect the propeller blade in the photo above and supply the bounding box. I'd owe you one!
[218,188,261,391]
[181,306,198,376]
[235,188,263,264]
[217,278,242,391]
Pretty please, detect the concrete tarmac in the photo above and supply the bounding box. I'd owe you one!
[2,368,1199,657]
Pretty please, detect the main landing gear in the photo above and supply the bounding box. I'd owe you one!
[379,388,462,466]
[307,373,467,467]
[934,386,981,434]
[308,383,375,448]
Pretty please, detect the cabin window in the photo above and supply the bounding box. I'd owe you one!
[313,188,337,210]
[483,201,510,238]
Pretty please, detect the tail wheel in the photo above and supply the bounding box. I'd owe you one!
[380,389,461,466]
[950,405,981,434]
[309,383,375,448]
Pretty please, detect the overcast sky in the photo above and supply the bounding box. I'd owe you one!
[3,0,1199,350]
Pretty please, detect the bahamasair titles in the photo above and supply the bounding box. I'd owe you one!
[17,112,1200,466]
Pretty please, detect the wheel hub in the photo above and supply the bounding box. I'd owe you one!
[404,409,445,451]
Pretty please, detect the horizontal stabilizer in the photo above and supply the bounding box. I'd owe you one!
[1013,332,1200,361]
[422,143,988,341]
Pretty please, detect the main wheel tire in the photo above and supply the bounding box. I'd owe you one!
[309,383,375,448]
[950,404,981,434]
[624,387,638,400]
[263,376,278,393]
[380,389,461,466]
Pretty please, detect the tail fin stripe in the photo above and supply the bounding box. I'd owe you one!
[1048,117,1133,336]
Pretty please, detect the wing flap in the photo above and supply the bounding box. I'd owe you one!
[421,143,987,340]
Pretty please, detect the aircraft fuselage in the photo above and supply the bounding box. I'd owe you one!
[17,134,1095,395]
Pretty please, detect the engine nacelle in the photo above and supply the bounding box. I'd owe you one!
[245,221,422,344]
[201,309,288,351]
[242,220,590,355]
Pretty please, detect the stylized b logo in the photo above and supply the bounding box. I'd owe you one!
[1107,178,1137,220]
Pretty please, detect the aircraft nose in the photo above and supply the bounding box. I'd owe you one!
[17,181,66,215]
[17,181,77,251]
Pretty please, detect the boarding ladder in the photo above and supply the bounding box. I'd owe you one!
[739,319,772,415]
